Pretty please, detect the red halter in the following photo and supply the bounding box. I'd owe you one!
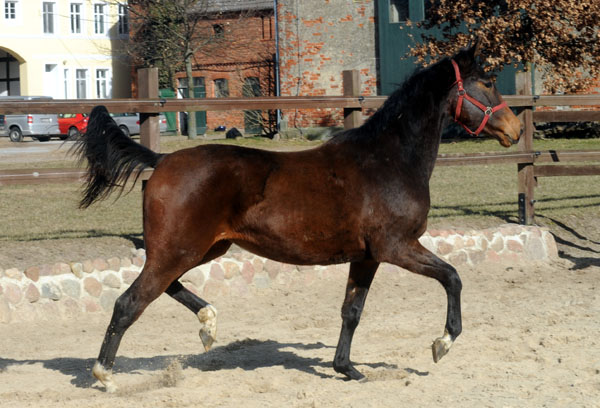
[451,59,507,136]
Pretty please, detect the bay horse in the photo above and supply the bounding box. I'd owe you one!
[73,43,522,392]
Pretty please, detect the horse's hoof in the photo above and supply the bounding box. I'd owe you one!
[92,361,118,393]
[197,304,217,351]
[344,369,366,382]
[334,363,365,381]
[431,331,453,363]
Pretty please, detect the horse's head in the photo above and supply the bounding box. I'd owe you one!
[449,42,522,147]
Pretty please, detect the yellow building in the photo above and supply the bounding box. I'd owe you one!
[0,0,131,98]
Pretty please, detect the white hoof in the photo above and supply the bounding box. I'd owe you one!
[432,330,454,363]
[92,361,118,393]
[197,304,217,351]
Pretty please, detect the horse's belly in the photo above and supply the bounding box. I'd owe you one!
[232,235,366,266]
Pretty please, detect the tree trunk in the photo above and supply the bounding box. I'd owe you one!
[186,55,197,140]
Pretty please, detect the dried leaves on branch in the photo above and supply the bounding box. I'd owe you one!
[410,0,600,93]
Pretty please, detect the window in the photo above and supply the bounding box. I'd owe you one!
[63,68,70,98]
[42,2,55,34]
[242,77,261,97]
[261,16,272,40]
[70,3,81,34]
[389,0,409,22]
[0,50,20,96]
[4,0,16,19]
[214,78,229,98]
[76,69,87,98]
[96,69,110,98]
[212,24,224,38]
[94,3,106,34]
[118,3,129,35]
[178,77,205,98]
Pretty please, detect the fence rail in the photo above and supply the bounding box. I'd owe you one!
[1,68,599,224]
[0,94,599,114]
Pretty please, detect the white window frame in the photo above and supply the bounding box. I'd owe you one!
[95,68,111,99]
[93,2,107,35]
[3,0,21,25]
[75,68,89,99]
[118,2,129,37]
[42,1,56,34]
[70,2,82,34]
[63,68,71,99]
[4,0,16,19]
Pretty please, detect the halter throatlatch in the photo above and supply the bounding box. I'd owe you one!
[451,59,507,136]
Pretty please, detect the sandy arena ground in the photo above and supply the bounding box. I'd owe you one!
[1,257,598,407]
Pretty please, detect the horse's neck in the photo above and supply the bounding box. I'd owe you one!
[387,102,449,181]
[376,63,452,180]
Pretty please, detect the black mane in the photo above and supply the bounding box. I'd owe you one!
[329,48,482,145]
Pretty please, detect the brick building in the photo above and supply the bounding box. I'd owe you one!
[177,0,377,134]
[277,0,377,128]
[178,0,276,134]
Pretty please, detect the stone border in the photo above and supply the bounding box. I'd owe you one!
[0,224,557,323]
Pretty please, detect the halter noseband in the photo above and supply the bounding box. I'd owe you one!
[451,59,507,136]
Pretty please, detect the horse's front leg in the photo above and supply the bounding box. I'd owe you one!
[333,260,379,380]
[392,240,463,362]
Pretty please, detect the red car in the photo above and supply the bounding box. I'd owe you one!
[58,113,88,139]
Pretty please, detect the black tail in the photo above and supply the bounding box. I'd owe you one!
[71,105,163,208]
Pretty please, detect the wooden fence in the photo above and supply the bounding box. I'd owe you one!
[1,68,599,225]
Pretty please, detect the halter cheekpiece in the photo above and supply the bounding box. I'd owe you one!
[451,59,507,136]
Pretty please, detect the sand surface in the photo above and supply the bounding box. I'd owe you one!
[1,258,599,407]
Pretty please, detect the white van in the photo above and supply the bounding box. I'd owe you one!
[0,96,61,142]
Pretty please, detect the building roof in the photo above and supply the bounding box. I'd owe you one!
[202,0,274,14]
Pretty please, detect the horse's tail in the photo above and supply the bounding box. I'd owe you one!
[71,105,164,209]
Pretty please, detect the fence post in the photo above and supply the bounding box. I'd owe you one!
[516,70,535,225]
[343,70,363,129]
[138,67,160,152]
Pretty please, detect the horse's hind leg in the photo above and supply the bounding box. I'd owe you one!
[92,258,195,392]
[164,241,232,351]
[165,281,217,351]
[333,260,379,381]
[394,241,462,363]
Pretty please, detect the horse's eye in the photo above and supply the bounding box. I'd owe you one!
[483,81,493,89]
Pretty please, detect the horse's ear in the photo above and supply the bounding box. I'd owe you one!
[467,37,483,60]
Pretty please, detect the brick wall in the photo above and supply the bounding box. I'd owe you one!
[277,0,377,128]
[177,12,276,133]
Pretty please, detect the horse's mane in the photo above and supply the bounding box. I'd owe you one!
[329,48,482,145]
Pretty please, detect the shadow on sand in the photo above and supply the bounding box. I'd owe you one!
[0,338,398,390]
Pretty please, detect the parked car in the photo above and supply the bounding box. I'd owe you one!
[0,96,61,142]
[58,113,88,139]
[110,112,168,137]
[0,114,5,135]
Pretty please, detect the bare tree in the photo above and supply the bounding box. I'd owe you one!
[125,0,272,139]
[409,0,600,93]
[233,67,277,138]
[125,0,217,139]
